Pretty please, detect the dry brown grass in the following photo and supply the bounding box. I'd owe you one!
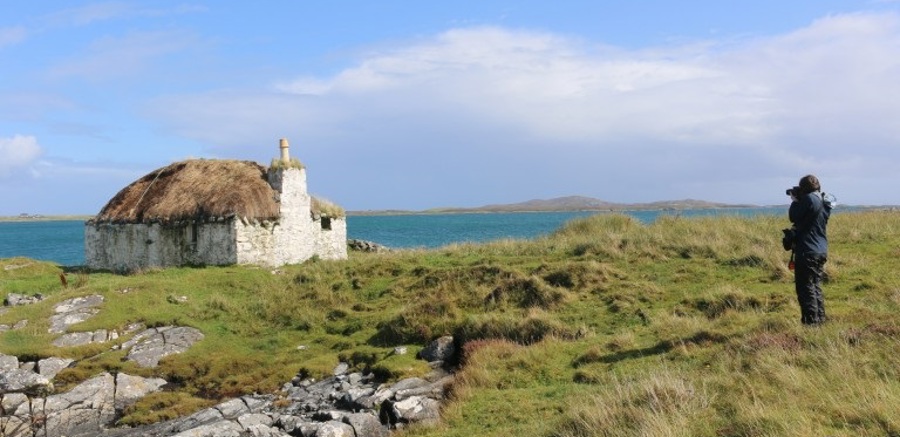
[92,159,280,224]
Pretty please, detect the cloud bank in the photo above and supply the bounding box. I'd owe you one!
[0,135,42,177]
[146,14,900,208]
[144,12,900,207]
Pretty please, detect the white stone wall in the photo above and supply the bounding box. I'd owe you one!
[234,168,347,266]
[85,222,236,271]
[313,217,348,260]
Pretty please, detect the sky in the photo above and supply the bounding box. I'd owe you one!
[2,1,900,215]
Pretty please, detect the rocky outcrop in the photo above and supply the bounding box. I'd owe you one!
[348,239,390,253]
[121,326,205,368]
[48,295,104,334]
[1,287,457,437]
[0,370,166,437]
[82,336,459,437]
[3,293,45,307]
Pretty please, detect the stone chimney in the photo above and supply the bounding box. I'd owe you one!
[279,138,290,163]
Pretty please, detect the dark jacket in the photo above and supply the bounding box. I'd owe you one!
[789,191,831,255]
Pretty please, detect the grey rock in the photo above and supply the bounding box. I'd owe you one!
[366,385,396,406]
[343,412,389,437]
[46,295,105,334]
[51,331,95,347]
[392,377,431,391]
[1,391,29,411]
[347,239,390,253]
[44,372,115,437]
[317,420,355,437]
[244,423,290,437]
[0,415,30,437]
[332,362,349,376]
[391,396,441,425]
[419,335,455,362]
[5,293,44,306]
[12,319,27,330]
[51,328,116,347]
[48,309,99,334]
[216,398,250,419]
[393,346,408,355]
[346,386,375,403]
[124,326,204,368]
[170,420,243,437]
[37,357,75,379]
[114,373,167,411]
[395,375,453,401]
[313,410,346,422]
[54,294,105,314]
[0,368,53,396]
[170,407,226,433]
[274,414,303,432]
[0,353,19,371]
[237,412,274,428]
[94,328,118,342]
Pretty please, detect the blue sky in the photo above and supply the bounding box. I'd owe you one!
[2,1,900,214]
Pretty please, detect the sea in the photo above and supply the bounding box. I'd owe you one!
[0,208,790,266]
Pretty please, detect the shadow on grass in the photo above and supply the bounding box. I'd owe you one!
[575,330,732,366]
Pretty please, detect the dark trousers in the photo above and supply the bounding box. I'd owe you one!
[794,252,827,324]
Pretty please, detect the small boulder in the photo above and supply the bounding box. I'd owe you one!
[37,357,75,378]
[390,395,441,425]
[115,373,167,411]
[419,336,456,363]
[124,326,205,368]
[0,368,53,396]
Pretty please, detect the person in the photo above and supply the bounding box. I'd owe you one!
[788,174,832,325]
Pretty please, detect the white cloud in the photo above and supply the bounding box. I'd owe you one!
[0,135,42,177]
[149,12,900,206]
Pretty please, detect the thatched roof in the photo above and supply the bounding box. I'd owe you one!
[91,159,280,224]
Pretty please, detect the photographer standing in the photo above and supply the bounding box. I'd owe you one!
[788,175,833,325]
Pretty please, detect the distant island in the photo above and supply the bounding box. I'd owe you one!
[349,195,759,216]
[0,214,92,222]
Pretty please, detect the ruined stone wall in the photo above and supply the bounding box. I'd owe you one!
[235,167,346,266]
[313,217,349,260]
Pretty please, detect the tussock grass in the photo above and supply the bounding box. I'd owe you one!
[2,210,900,433]
[311,196,346,218]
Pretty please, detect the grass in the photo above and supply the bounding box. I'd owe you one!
[1,211,899,435]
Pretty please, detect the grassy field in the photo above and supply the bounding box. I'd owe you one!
[1,211,898,435]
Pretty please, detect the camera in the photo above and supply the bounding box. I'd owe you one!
[785,186,800,197]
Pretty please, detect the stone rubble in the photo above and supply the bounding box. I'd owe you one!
[347,239,391,253]
[93,349,452,437]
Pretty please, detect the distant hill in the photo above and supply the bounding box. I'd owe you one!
[349,196,757,215]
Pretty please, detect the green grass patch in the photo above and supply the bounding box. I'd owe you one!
[2,211,899,433]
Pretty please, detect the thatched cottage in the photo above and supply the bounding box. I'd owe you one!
[85,139,347,271]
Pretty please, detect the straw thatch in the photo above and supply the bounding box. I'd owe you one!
[91,159,279,224]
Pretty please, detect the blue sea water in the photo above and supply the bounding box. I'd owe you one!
[0,208,787,266]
